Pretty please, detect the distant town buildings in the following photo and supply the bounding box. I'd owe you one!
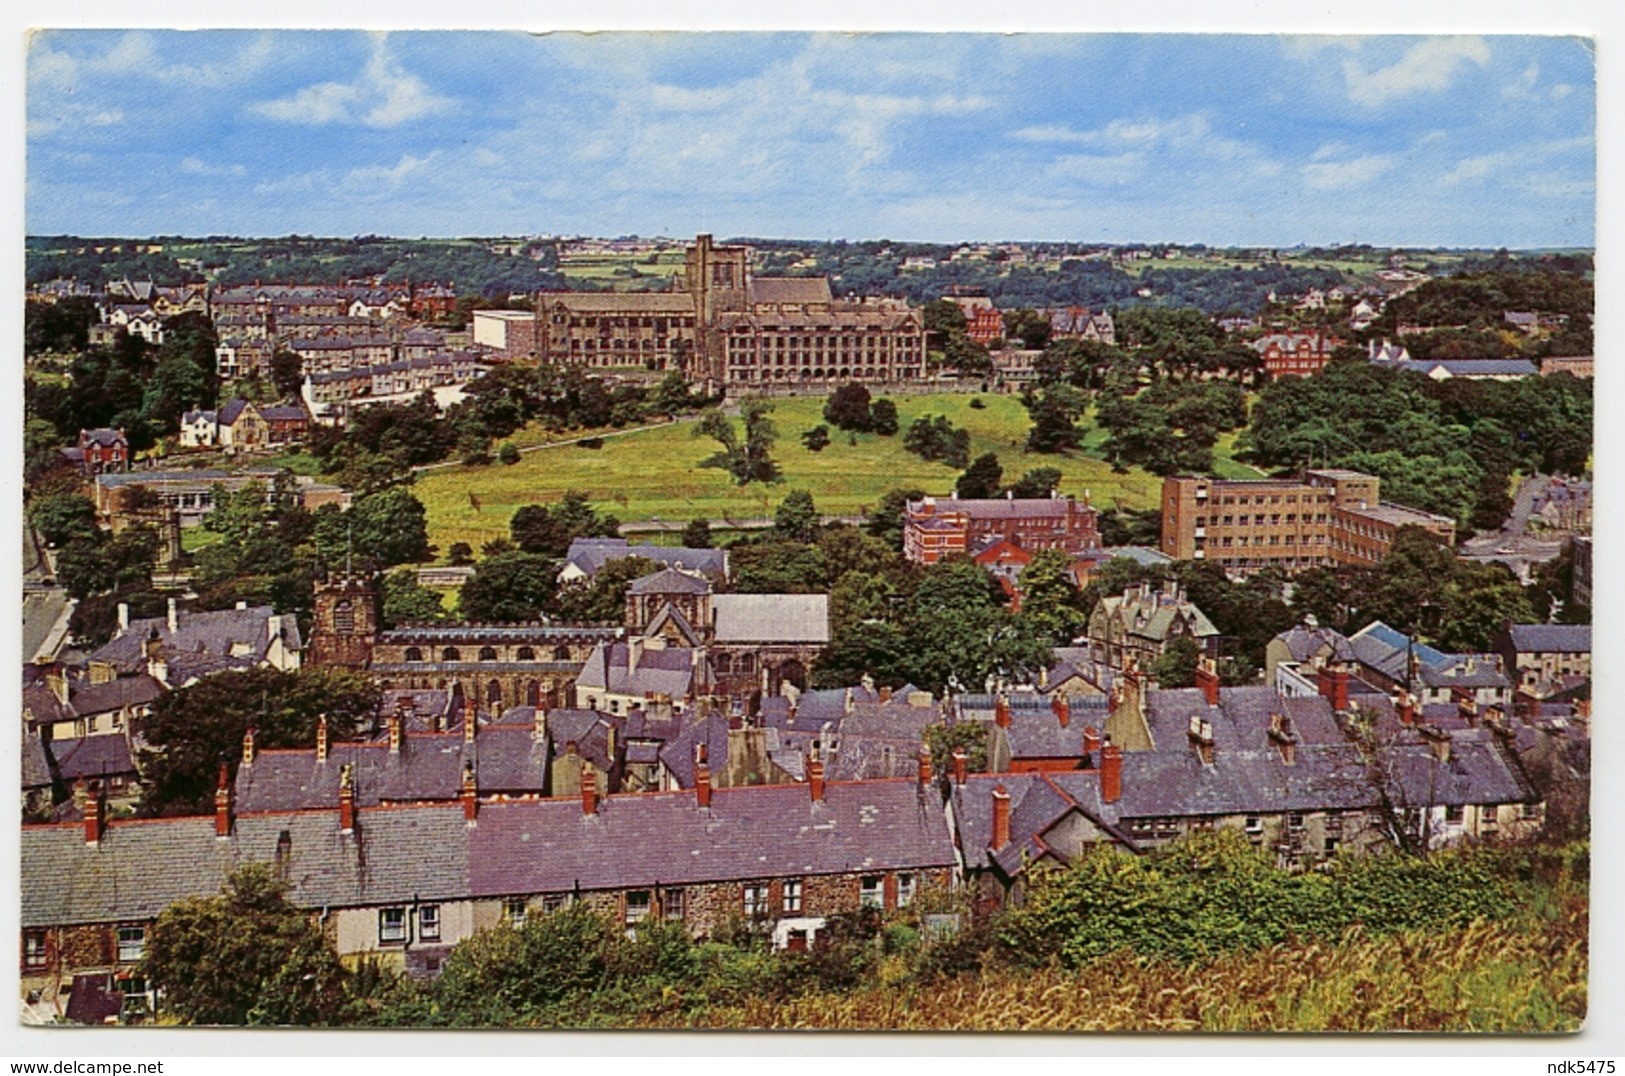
[904,493,1101,566]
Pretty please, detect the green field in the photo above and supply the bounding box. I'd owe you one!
[413,393,1256,556]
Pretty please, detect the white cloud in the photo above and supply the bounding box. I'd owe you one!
[248,34,455,128]
[1046,153,1144,186]
[1340,37,1491,108]
[29,31,275,92]
[180,157,248,178]
[344,153,436,189]
[27,104,124,137]
[1302,155,1398,190]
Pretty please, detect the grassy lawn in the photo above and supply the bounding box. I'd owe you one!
[181,527,224,553]
[414,393,1226,555]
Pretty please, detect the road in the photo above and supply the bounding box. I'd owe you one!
[1458,474,1564,583]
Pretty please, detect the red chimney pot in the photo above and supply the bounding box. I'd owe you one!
[951,747,968,785]
[695,744,713,809]
[581,766,599,815]
[991,785,1011,851]
[215,763,232,838]
[1100,742,1123,804]
[1051,693,1071,728]
[808,753,826,802]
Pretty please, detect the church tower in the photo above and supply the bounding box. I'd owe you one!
[307,574,379,670]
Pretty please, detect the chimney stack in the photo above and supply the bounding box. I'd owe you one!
[1420,724,1451,764]
[994,695,1010,729]
[215,763,233,837]
[918,744,933,786]
[464,704,477,743]
[83,780,107,846]
[1195,656,1221,706]
[1458,694,1480,726]
[1186,715,1215,765]
[1100,740,1122,804]
[581,766,599,815]
[1268,713,1297,766]
[808,749,826,802]
[315,715,328,762]
[879,685,893,704]
[387,713,402,754]
[1083,725,1102,756]
[1393,690,1417,727]
[461,760,479,823]
[338,764,356,833]
[1317,665,1351,712]
[951,747,968,785]
[117,602,129,635]
[991,785,1011,851]
[533,705,547,742]
[695,744,712,808]
[242,726,256,766]
[1051,693,1071,728]
[167,597,179,635]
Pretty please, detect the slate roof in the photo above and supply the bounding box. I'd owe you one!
[1349,621,1449,681]
[22,674,165,728]
[467,779,955,896]
[563,538,729,581]
[544,709,621,773]
[234,721,553,813]
[49,735,138,782]
[713,594,829,644]
[1506,624,1591,654]
[627,567,712,596]
[217,399,252,426]
[81,428,126,447]
[574,643,695,699]
[1400,358,1539,378]
[953,772,1136,872]
[1272,624,1357,664]
[749,277,834,306]
[1416,656,1510,691]
[1381,729,1535,807]
[659,713,733,788]
[22,731,55,790]
[90,605,299,679]
[23,817,232,927]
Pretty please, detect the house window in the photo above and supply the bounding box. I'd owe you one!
[783,879,803,914]
[333,601,355,634]
[516,646,536,661]
[663,888,687,921]
[503,898,528,928]
[625,891,651,924]
[379,907,408,945]
[541,894,570,915]
[860,876,883,910]
[1521,802,1541,820]
[743,885,769,918]
[479,646,498,662]
[897,873,917,908]
[23,930,48,970]
[116,926,145,963]
[419,905,440,942]
[442,647,461,662]
[1444,805,1465,825]
[404,647,424,662]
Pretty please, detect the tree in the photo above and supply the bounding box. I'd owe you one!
[903,415,971,468]
[680,518,713,549]
[1007,467,1063,499]
[269,350,305,399]
[380,568,447,628]
[313,487,432,570]
[1023,385,1087,454]
[554,556,660,624]
[774,490,821,543]
[1003,307,1052,350]
[139,666,381,817]
[510,492,619,557]
[28,491,100,547]
[869,398,900,436]
[823,383,874,432]
[1150,636,1201,689]
[943,334,992,377]
[146,865,350,1026]
[867,487,926,550]
[498,442,522,466]
[955,453,1004,500]
[904,559,1051,693]
[811,619,912,689]
[730,540,830,594]
[802,425,831,453]
[694,399,780,485]
[1016,549,1086,645]
[458,551,559,622]
[921,298,968,346]
[652,370,692,416]
[923,721,990,777]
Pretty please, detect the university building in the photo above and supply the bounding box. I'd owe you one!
[903,493,1102,566]
[535,235,926,394]
[1160,470,1457,576]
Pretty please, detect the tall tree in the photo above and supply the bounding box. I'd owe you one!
[955,453,1004,500]
[458,551,560,622]
[694,399,780,485]
[146,865,350,1026]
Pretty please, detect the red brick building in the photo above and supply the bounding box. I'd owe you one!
[905,494,1101,566]
[1253,332,1339,379]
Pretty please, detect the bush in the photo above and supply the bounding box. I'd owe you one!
[498,442,521,465]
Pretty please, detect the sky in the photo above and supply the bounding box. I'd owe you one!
[23,30,1596,247]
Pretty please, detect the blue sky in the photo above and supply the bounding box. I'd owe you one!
[25,31,1596,246]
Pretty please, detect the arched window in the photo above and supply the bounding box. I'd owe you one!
[442,647,461,662]
[333,600,355,634]
[737,653,755,674]
[553,645,571,661]
[404,647,423,663]
[487,680,503,705]
[479,646,498,662]
[713,653,732,675]
[516,646,536,661]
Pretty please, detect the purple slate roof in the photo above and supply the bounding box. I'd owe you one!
[49,735,138,782]
[659,713,732,788]
[467,779,954,897]
[1506,624,1591,654]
